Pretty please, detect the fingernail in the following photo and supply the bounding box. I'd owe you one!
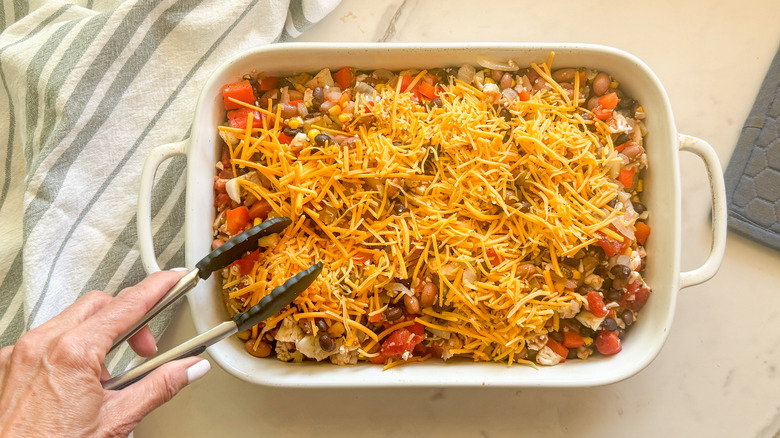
[186,359,211,384]
[171,267,189,272]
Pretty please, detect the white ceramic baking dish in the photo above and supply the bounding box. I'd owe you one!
[137,43,726,387]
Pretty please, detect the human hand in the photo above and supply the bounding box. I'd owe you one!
[0,270,211,437]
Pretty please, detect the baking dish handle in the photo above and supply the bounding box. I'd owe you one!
[678,134,727,289]
[137,140,188,274]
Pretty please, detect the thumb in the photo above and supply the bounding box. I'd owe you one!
[102,357,210,434]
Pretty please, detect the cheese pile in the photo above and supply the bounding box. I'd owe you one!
[219,61,624,364]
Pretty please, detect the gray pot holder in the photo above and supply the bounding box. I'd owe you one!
[724,44,780,251]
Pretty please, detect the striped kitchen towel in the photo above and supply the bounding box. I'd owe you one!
[0,0,339,374]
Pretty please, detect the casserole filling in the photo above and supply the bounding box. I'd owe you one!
[212,55,651,367]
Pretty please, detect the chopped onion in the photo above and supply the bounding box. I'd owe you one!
[385,282,413,297]
[502,88,519,102]
[612,218,635,240]
[353,81,377,102]
[565,279,579,289]
[476,56,518,72]
[372,69,396,82]
[457,64,476,84]
[297,102,308,118]
[428,327,451,340]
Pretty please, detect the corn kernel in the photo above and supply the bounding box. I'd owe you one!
[338,113,351,124]
[572,270,581,280]
[307,128,321,142]
[484,78,496,84]
[287,117,301,129]
[583,337,594,346]
[253,218,261,226]
[375,84,386,92]
[511,79,516,87]
[636,179,644,192]
[294,83,306,93]
[305,101,312,108]
[328,105,342,116]
[610,80,619,89]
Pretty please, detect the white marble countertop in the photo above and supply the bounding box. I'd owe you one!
[137,1,780,436]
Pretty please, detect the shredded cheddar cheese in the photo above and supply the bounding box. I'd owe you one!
[218,60,638,366]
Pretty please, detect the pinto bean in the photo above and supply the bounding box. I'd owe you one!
[516,263,536,278]
[592,72,611,96]
[245,339,272,357]
[278,102,298,119]
[420,282,439,308]
[552,68,577,83]
[621,144,644,159]
[500,73,513,90]
[403,294,421,314]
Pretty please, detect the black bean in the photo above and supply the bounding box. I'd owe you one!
[567,348,579,359]
[315,318,328,332]
[580,326,596,337]
[318,333,336,352]
[518,201,531,213]
[610,264,631,279]
[602,318,618,331]
[633,202,646,214]
[614,132,631,146]
[431,97,443,108]
[499,108,512,121]
[384,306,404,321]
[549,331,563,343]
[432,302,454,313]
[605,288,621,302]
[314,133,332,147]
[312,86,324,105]
[577,286,594,296]
[392,199,409,215]
[562,257,579,268]
[621,311,634,326]
[601,277,613,291]
[283,127,302,138]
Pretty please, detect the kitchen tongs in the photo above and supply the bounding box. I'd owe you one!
[103,217,323,390]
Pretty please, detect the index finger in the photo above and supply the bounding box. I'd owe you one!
[73,270,188,357]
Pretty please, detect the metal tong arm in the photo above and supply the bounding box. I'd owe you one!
[109,269,200,353]
[102,321,237,391]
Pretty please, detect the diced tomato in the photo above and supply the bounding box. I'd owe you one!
[595,330,622,355]
[519,89,531,101]
[635,221,651,245]
[368,312,383,323]
[618,167,636,188]
[598,92,619,110]
[408,322,425,337]
[593,106,613,120]
[380,328,425,359]
[233,249,260,275]
[259,76,278,91]
[586,291,608,318]
[333,67,354,90]
[369,353,385,364]
[546,338,569,361]
[596,232,629,258]
[619,281,650,311]
[214,192,231,210]
[486,248,501,267]
[222,80,255,110]
[220,144,231,168]
[615,140,633,153]
[417,81,438,99]
[563,330,585,349]
[277,132,293,145]
[353,251,373,265]
[225,206,250,236]
[227,107,262,129]
[337,90,351,108]
[399,75,414,93]
[248,199,272,222]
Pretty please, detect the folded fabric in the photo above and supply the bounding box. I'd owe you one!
[0,0,339,375]
[724,43,780,251]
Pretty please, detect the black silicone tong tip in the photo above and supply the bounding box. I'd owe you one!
[195,217,292,279]
[233,261,324,332]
